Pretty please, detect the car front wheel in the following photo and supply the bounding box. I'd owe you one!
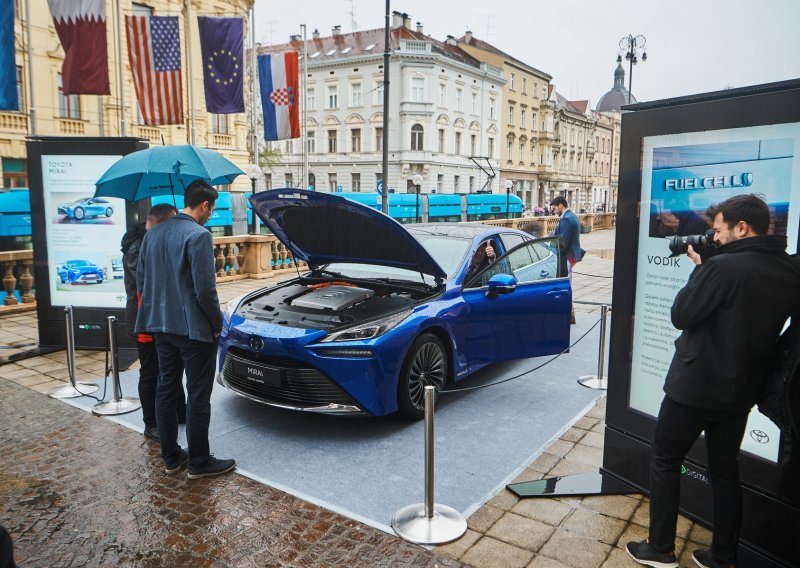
[73,207,84,220]
[397,332,448,420]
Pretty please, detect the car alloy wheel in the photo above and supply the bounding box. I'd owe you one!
[398,332,447,420]
[105,207,113,217]
[73,207,84,220]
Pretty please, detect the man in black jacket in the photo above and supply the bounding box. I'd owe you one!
[627,195,800,568]
[121,203,185,442]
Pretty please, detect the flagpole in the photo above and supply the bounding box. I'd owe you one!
[301,23,308,190]
[23,0,36,135]
[98,97,104,135]
[381,0,390,213]
[185,0,196,145]
[251,8,258,167]
[115,0,126,136]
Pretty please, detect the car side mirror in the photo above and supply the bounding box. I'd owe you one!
[486,273,517,298]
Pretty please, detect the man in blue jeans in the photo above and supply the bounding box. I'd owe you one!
[136,180,235,479]
[626,195,800,568]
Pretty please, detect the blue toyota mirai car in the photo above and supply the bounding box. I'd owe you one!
[217,189,572,419]
[57,260,105,284]
[58,196,114,220]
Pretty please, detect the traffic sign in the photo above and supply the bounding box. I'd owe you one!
[377,179,384,193]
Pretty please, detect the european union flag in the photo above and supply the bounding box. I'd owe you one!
[197,17,244,114]
[0,0,19,111]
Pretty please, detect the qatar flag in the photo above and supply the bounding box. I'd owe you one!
[47,0,110,95]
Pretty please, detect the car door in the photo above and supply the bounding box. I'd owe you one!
[461,237,571,363]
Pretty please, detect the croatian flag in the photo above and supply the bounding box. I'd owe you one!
[258,52,300,141]
[47,0,110,94]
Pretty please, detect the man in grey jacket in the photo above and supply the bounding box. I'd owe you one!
[136,180,235,479]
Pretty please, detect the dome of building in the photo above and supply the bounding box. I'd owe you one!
[596,63,636,112]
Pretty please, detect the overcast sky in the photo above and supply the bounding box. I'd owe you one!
[253,0,800,107]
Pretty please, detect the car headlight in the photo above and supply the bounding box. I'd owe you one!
[224,294,247,321]
[321,309,413,343]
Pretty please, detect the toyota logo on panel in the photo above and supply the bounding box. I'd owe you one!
[749,429,769,444]
[249,336,265,351]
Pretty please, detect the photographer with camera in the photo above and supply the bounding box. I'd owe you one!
[627,194,800,568]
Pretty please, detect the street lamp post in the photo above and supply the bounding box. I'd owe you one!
[413,174,423,223]
[618,35,647,105]
[504,179,513,219]
[246,163,261,235]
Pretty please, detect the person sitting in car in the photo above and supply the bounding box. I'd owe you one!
[465,240,497,283]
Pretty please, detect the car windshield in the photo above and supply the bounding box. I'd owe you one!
[68,261,89,267]
[324,235,471,282]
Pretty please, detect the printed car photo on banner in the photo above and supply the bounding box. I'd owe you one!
[629,122,800,463]
[41,155,128,309]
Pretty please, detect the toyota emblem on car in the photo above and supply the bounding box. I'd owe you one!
[249,336,265,351]
[749,429,769,444]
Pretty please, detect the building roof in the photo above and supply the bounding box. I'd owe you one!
[596,63,636,112]
[554,92,589,116]
[456,34,552,80]
[258,27,483,71]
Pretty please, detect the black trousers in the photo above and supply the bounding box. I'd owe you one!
[648,395,749,565]
[137,339,185,428]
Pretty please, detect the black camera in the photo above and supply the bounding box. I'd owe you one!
[668,229,716,257]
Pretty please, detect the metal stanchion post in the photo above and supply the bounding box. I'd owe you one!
[391,386,467,544]
[47,306,99,398]
[578,303,610,390]
[92,316,141,416]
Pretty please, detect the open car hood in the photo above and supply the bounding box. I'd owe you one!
[250,189,447,280]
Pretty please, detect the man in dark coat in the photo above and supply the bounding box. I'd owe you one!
[136,180,235,479]
[121,203,184,442]
[550,196,585,324]
[627,194,800,568]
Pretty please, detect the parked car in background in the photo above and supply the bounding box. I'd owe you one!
[57,260,105,284]
[58,197,114,220]
[217,189,572,420]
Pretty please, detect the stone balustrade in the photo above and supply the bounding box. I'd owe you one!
[0,250,35,313]
[212,234,306,282]
[477,212,616,236]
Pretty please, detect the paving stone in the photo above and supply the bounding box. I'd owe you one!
[545,439,574,458]
[511,498,574,527]
[12,375,51,387]
[579,430,604,449]
[574,416,599,431]
[529,452,561,474]
[579,494,641,521]
[537,528,613,568]
[559,428,585,444]
[546,458,593,478]
[486,489,519,512]
[599,546,632,567]
[563,443,604,466]
[560,507,626,545]
[435,528,481,560]
[585,400,606,420]
[461,536,534,568]
[527,554,571,567]
[487,512,554,552]
[511,468,545,484]
[468,504,505,533]
[632,499,693,540]
[688,521,713,546]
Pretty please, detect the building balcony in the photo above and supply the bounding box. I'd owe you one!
[0,112,27,132]
[399,101,435,116]
[397,40,432,54]
[58,118,85,136]
[135,125,161,143]
[211,133,234,148]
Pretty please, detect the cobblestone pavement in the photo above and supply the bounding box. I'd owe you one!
[0,228,713,567]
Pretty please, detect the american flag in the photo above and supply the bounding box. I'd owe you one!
[125,15,183,126]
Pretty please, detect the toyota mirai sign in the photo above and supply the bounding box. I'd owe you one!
[216,189,572,419]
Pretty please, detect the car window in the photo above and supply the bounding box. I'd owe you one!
[500,233,527,251]
[465,237,563,288]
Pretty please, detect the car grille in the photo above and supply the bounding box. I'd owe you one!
[223,347,360,409]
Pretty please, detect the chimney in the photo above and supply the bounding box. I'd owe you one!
[465,30,473,44]
[402,12,411,29]
[392,11,403,28]
[332,25,341,36]
[290,34,301,43]
[312,28,320,39]
[445,35,457,46]
[416,21,423,34]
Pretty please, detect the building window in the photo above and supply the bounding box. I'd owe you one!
[210,113,228,134]
[437,174,443,193]
[489,98,495,119]
[506,140,513,162]
[375,127,383,152]
[469,175,475,193]
[531,113,536,130]
[438,128,445,153]
[508,105,514,125]
[471,134,477,156]
[351,173,361,192]
[375,79,384,105]
[456,88,462,111]
[329,172,337,191]
[284,140,293,153]
[520,109,526,129]
[542,84,547,99]
[57,73,80,119]
[412,77,424,102]
[411,124,424,150]
[522,77,527,94]
[454,175,460,193]
[351,128,361,152]
[327,85,338,108]
[15,66,23,108]
[327,129,338,153]
[519,141,525,162]
[530,144,535,163]
[471,92,478,114]
[351,83,362,107]
[2,158,27,188]
[455,131,462,155]
[286,172,294,187]
[264,173,272,189]
[306,130,315,153]
[439,83,447,107]
[488,137,494,159]
[306,87,315,110]
[510,73,516,90]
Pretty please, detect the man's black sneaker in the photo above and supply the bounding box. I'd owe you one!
[143,425,160,443]
[164,449,189,475]
[692,549,732,568]
[626,540,679,568]
[187,456,236,479]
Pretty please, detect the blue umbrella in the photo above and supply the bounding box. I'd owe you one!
[94,144,245,202]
